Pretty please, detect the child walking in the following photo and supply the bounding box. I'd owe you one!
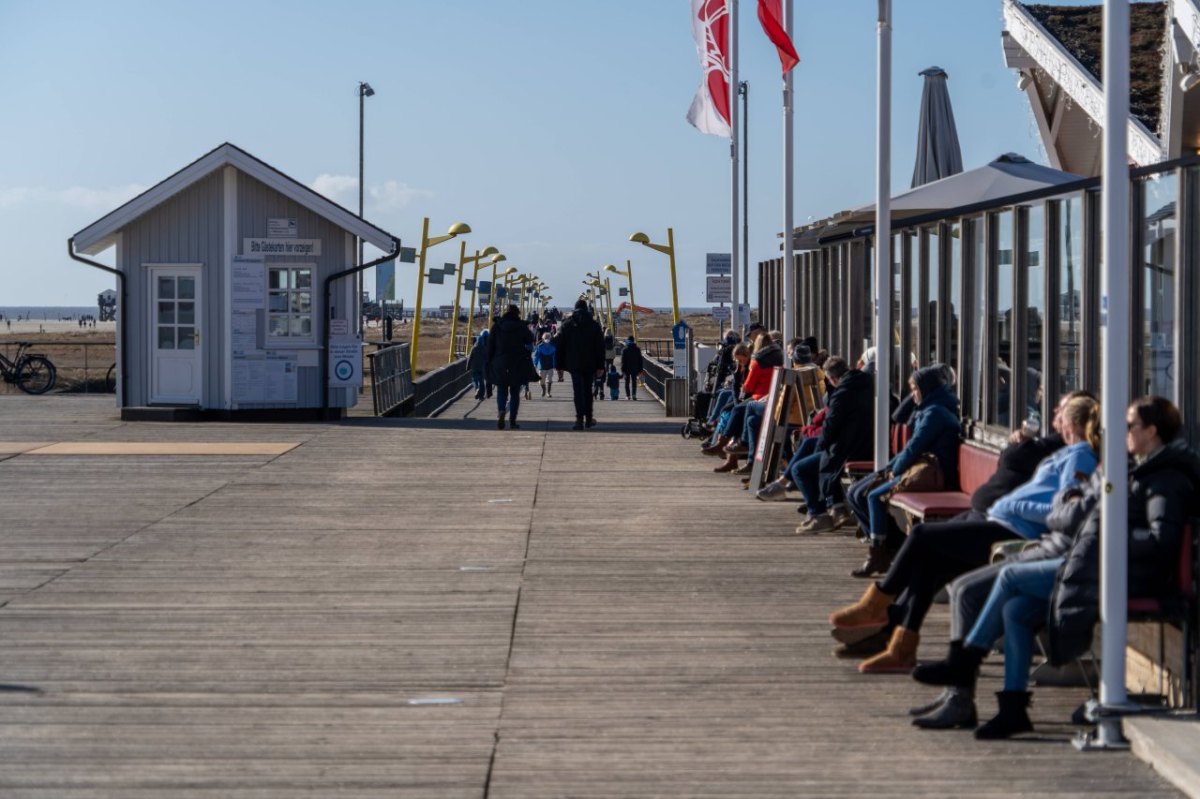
[606,364,620,401]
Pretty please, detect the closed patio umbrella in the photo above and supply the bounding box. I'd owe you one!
[911,67,963,188]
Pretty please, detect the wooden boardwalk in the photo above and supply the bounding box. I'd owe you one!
[0,392,1181,797]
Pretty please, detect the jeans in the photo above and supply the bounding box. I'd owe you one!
[570,371,595,419]
[471,369,486,396]
[741,400,766,447]
[495,381,522,418]
[722,402,750,439]
[708,388,736,423]
[789,450,824,515]
[964,557,1063,691]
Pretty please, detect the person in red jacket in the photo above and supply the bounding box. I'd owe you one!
[713,332,784,473]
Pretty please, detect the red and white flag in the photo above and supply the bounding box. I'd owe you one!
[687,0,731,138]
[756,0,799,74]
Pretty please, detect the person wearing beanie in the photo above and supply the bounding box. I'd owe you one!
[552,299,605,429]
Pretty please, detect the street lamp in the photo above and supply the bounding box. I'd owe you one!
[629,228,680,325]
[411,217,470,373]
[358,81,375,330]
[605,261,639,342]
[465,252,505,343]
[490,264,518,325]
[449,244,499,363]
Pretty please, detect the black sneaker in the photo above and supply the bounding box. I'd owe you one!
[585,417,596,428]
[572,418,584,431]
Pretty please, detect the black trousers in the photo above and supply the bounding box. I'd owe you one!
[623,373,638,397]
[877,510,1021,632]
[570,370,595,420]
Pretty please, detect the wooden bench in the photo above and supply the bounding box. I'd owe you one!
[843,424,909,483]
[887,442,1000,528]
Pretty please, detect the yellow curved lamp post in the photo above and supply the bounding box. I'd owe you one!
[412,218,470,373]
[586,276,614,334]
[465,252,504,345]
[629,228,679,325]
[490,265,518,325]
[449,244,499,363]
[605,261,638,342]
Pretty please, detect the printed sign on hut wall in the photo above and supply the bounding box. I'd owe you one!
[244,238,322,256]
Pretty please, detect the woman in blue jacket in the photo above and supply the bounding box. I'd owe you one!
[846,365,961,574]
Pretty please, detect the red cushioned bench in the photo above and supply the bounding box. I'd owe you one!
[844,424,909,482]
[888,442,1000,529]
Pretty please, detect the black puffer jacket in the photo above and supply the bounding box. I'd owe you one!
[816,368,875,500]
[487,316,534,386]
[553,308,605,373]
[1047,439,1200,665]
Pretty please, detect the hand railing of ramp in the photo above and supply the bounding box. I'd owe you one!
[366,343,414,416]
[411,358,472,417]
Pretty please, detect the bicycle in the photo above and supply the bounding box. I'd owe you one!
[0,342,57,394]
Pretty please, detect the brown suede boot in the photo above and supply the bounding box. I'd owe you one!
[713,455,740,473]
[858,626,919,674]
[829,583,894,629]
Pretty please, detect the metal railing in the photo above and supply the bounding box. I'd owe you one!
[637,338,674,360]
[366,343,413,416]
[641,357,670,403]
[411,357,471,417]
[0,340,116,395]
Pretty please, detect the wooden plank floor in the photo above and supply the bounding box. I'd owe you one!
[0,393,1181,797]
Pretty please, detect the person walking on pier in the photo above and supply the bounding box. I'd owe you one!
[619,336,644,400]
[487,304,535,430]
[533,333,557,397]
[467,331,490,400]
[553,299,605,430]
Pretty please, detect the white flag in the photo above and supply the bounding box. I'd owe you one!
[687,0,732,138]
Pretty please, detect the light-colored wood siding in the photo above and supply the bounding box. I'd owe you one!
[118,170,225,407]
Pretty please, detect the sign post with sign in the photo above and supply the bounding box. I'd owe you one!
[706,275,732,304]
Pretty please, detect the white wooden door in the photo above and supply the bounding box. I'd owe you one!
[149,267,202,404]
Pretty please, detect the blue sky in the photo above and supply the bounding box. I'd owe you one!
[0,1,1090,308]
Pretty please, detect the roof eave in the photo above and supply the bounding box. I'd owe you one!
[72,143,397,257]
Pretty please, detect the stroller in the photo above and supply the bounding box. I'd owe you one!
[679,356,719,439]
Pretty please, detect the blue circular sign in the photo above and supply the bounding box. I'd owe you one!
[334,359,355,381]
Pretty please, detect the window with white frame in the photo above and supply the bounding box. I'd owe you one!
[267,264,314,340]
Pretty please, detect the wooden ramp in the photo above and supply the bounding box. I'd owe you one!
[0,394,1180,797]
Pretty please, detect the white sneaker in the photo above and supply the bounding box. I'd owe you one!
[828,505,855,528]
[755,481,789,502]
[795,513,836,534]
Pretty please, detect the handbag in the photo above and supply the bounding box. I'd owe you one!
[885,453,945,498]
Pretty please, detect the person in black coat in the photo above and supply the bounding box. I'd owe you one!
[487,304,535,430]
[553,299,605,429]
[619,336,645,400]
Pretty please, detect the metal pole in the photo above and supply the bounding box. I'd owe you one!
[781,0,794,343]
[741,81,749,316]
[729,0,741,333]
[1094,0,1133,749]
[667,227,681,326]
[358,84,365,334]
[488,269,499,326]
[605,277,615,334]
[627,260,639,342]
[465,259,481,347]
[874,0,892,471]
[410,217,430,374]
[448,242,469,363]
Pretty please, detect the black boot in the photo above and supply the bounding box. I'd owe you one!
[909,687,954,717]
[912,641,986,688]
[497,413,506,430]
[850,543,892,578]
[572,417,584,431]
[912,686,977,730]
[974,691,1033,740]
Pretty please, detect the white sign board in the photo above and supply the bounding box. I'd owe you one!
[711,305,731,321]
[328,337,362,387]
[244,238,322,257]
[267,218,298,238]
[706,253,732,275]
[329,319,349,336]
[706,275,732,303]
[231,256,265,311]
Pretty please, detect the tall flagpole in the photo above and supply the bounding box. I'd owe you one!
[1091,0,1133,750]
[729,0,741,333]
[874,0,892,471]
[781,0,795,343]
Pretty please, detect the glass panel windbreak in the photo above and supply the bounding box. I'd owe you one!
[1024,205,1046,427]
[892,234,903,397]
[991,210,1014,427]
[1058,196,1084,396]
[925,227,939,364]
[948,222,962,385]
[907,234,919,373]
[969,218,987,421]
[1141,174,1176,400]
